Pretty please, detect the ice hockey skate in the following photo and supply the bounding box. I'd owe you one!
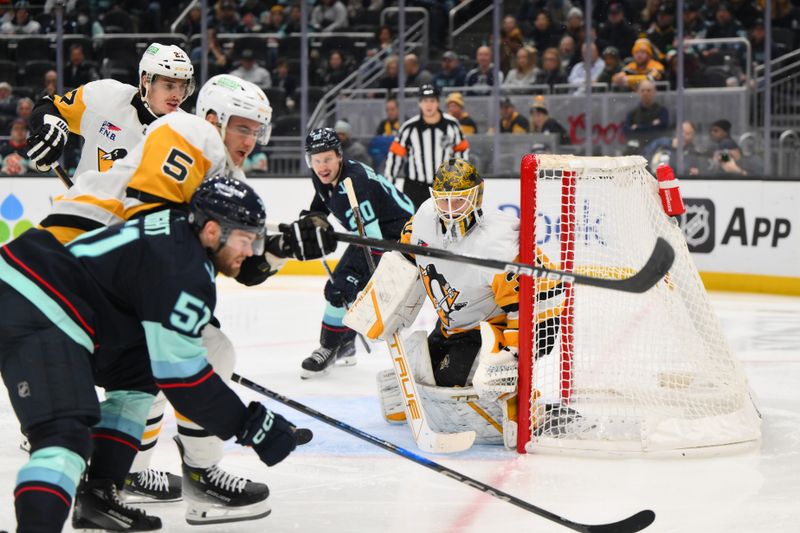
[301,339,357,379]
[72,478,162,531]
[123,469,182,503]
[174,436,270,525]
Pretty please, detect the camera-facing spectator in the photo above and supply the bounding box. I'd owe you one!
[445,92,478,135]
[229,49,272,88]
[622,79,669,154]
[63,44,99,89]
[215,0,244,33]
[367,25,394,57]
[529,95,570,145]
[319,50,352,90]
[558,34,576,73]
[709,119,734,147]
[0,119,30,175]
[282,5,302,34]
[534,47,568,87]
[527,10,562,50]
[179,6,203,37]
[568,43,604,92]
[375,97,401,136]
[646,3,676,55]
[404,53,433,87]
[708,138,760,176]
[598,2,638,56]
[0,82,16,122]
[612,38,664,91]
[646,120,704,175]
[504,46,541,87]
[311,0,348,32]
[597,46,623,86]
[466,46,503,89]
[40,69,57,99]
[432,51,466,91]
[335,119,371,166]
[705,2,746,40]
[498,98,529,134]
[564,7,584,42]
[272,58,297,99]
[683,1,708,38]
[749,18,782,66]
[1,1,41,35]
[499,15,525,73]
[375,55,399,91]
[15,97,33,127]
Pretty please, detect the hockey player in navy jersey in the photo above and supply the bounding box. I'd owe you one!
[0,177,335,532]
[300,127,416,378]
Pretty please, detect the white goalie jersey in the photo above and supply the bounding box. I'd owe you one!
[401,199,521,336]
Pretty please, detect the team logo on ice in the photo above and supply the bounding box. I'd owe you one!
[99,120,122,141]
[679,198,715,253]
[420,264,467,327]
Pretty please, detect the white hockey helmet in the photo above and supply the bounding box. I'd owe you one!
[195,74,273,146]
[139,42,196,102]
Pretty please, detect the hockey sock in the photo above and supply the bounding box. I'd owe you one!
[15,446,85,532]
[175,411,224,469]
[130,392,167,473]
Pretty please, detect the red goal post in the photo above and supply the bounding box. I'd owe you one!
[516,153,761,455]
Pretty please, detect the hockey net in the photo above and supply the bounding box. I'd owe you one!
[516,154,761,455]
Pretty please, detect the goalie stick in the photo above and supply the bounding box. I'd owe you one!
[342,177,476,454]
[232,373,656,533]
[53,163,75,188]
[332,232,674,294]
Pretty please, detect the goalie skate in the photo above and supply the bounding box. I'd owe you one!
[123,469,182,503]
[175,436,270,525]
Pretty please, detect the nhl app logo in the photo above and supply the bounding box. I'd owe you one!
[679,198,715,253]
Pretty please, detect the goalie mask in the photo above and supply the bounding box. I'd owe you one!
[430,158,484,243]
[189,176,267,256]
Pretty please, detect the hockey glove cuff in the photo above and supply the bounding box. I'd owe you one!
[27,114,69,172]
[236,402,298,467]
[278,212,337,261]
[324,274,361,307]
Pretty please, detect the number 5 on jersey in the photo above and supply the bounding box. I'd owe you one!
[163,148,195,182]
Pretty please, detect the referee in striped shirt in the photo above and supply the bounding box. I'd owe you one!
[385,84,470,208]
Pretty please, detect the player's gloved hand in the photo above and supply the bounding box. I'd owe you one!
[27,114,69,172]
[278,212,337,261]
[236,402,298,467]
[324,274,361,307]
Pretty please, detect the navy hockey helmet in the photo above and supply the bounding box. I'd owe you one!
[304,127,342,168]
[418,84,440,99]
[189,176,267,254]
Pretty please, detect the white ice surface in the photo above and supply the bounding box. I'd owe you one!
[1,276,799,533]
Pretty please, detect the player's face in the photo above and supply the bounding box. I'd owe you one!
[147,76,190,115]
[215,228,257,277]
[434,195,470,220]
[310,150,342,184]
[224,116,261,167]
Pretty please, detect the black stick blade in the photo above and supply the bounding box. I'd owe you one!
[294,427,314,445]
[583,510,656,533]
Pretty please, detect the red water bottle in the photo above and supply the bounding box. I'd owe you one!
[656,164,686,216]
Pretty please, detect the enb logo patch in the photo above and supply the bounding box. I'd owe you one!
[0,193,33,244]
[679,198,715,253]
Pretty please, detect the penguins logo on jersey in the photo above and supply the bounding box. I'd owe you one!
[97,147,128,172]
[420,263,467,327]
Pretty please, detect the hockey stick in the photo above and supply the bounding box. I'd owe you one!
[332,232,674,294]
[320,258,371,354]
[342,177,475,454]
[231,373,655,533]
[53,163,74,188]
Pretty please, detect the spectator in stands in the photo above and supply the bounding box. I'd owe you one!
[500,15,525,73]
[708,138,759,176]
[376,97,401,136]
[466,46,503,89]
[191,28,228,71]
[568,43,604,91]
[1,1,41,35]
[729,0,762,30]
[773,0,800,31]
[63,7,103,37]
[272,58,297,100]
[645,4,676,56]
[518,0,573,29]
[367,25,394,57]
[598,2,638,58]
[215,0,244,33]
[229,49,271,88]
[529,95,570,145]
[527,10,562,50]
[405,53,433,87]
[432,51,466,91]
[282,5,303,34]
[683,1,708,38]
[311,0,349,32]
[504,46,541,87]
[498,98,529,134]
[0,82,16,123]
[445,92,478,135]
[705,2,746,40]
[15,97,33,127]
[319,50,352,91]
[64,43,98,89]
[749,19,782,66]
[534,47,568,87]
[558,35,576,73]
[179,6,203,37]
[709,119,733,147]
[564,7,584,42]
[0,118,30,175]
[335,119,372,165]
[612,38,664,91]
[376,55,399,91]
[622,80,669,154]
[597,46,623,87]
[40,70,57,99]
[646,120,704,175]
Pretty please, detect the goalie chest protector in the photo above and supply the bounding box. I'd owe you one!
[407,199,520,334]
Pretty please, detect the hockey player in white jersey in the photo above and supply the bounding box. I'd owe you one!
[37,74,336,526]
[345,158,564,448]
[26,42,195,184]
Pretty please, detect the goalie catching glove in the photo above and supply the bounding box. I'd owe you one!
[27,114,69,172]
[472,322,519,402]
[236,402,300,466]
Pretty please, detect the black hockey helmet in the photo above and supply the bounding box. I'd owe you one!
[304,127,342,168]
[189,176,267,254]
[418,84,440,99]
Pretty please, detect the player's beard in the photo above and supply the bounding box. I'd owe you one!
[213,244,245,278]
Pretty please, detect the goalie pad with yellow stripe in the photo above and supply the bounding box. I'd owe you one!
[344,251,426,340]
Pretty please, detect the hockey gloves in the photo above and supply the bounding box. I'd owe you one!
[324,274,361,307]
[236,402,298,467]
[27,115,69,172]
[278,212,337,261]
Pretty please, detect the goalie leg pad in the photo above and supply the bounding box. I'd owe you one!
[377,369,406,424]
[416,384,505,445]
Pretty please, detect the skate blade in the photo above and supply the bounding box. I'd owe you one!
[121,491,183,504]
[336,355,357,367]
[185,501,271,526]
[300,367,331,379]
